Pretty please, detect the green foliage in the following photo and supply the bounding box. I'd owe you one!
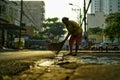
[40,17,66,41]
[104,12,120,42]
[87,27,103,34]
[14,41,24,49]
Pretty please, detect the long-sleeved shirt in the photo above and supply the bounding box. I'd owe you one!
[66,20,83,36]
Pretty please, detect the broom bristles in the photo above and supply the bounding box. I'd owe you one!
[46,42,64,54]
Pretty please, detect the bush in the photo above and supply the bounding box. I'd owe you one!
[14,41,24,49]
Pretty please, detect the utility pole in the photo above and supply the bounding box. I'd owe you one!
[83,0,88,45]
[83,0,92,49]
[80,0,92,26]
[79,8,82,25]
[18,0,23,48]
[84,0,86,32]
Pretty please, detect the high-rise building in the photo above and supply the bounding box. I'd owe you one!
[90,0,103,13]
[90,0,120,14]
[103,0,120,14]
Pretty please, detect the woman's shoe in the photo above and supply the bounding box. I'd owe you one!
[72,53,77,56]
[67,52,72,55]
[67,52,77,56]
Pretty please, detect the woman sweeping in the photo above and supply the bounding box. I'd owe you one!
[62,17,83,55]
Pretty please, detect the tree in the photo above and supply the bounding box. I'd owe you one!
[104,25,115,43]
[104,12,120,42]
[39,17,66,42]
[87,27,102,35]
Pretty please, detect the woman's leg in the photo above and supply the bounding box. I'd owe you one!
[69,36,75,53]
[75,34,82,53]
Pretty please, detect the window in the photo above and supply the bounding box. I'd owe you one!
[118,9,120,11]
[0,5,6,14]
[109,9,112,12]
[0,5,2,15]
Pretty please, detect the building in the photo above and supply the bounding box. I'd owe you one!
[90,0,103,13]
[90,0,120,14]
[88,0,120,29]
[87,0,120,43]
[0,0,24,48]
[15,1,45,31]
[87,12,106,28]
[0,0,45,48]
[102,0,120,15]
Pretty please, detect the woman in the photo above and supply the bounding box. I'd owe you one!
[62,17,83,55]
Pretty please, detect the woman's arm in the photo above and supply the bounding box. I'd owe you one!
[63,33,70,42]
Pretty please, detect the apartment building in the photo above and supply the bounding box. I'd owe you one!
[90,0,120,14]
[15,1,45,31]
[102,0,120,15]
[90,0,103,13]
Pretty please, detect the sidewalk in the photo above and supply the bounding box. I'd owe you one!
[0,49,55,60]
[0,48,120,61]
[0,48,18,52]
[77,49,120,53]
[1,48,120,53]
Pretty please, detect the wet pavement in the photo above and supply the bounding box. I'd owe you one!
[0,50,55,60]
[1,49,120,80]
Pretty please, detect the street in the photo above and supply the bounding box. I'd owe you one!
[0,50,55,60]
[0,49,120,80]
[0,49,120,59]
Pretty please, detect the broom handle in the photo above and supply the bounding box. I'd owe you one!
[56,33,70,54]
[63,33,70,42]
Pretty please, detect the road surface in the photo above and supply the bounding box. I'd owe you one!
[0,49,120,60]
[0,50,55,60]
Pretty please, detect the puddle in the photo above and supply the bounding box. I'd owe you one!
[79,56,120,64]
[35,59,55,67]
[38,60,54,66]
[34,56,120,68]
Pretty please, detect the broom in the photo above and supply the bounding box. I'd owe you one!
[47,35,69,55]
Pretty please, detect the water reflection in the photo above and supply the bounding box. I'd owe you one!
[35,56,120,67]
[79,56,120,64]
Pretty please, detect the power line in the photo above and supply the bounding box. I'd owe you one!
[22,11,37,29]
[23,2,38,27]
[11,1,38,28]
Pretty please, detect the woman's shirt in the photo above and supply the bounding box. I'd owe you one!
[66,20,83,36]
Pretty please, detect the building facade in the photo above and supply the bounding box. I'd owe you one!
[88,0,120,29]
[87,0,120,43]
[102,0,120,15]
[15,1,45,31]
[90,0,103,13]
[90,0,120,14]
[0,0,45,48]
[87,12,106,28]
[0,0,21,48]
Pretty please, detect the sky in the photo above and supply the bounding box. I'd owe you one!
[43,0,84,21]
[43,0,91,22]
